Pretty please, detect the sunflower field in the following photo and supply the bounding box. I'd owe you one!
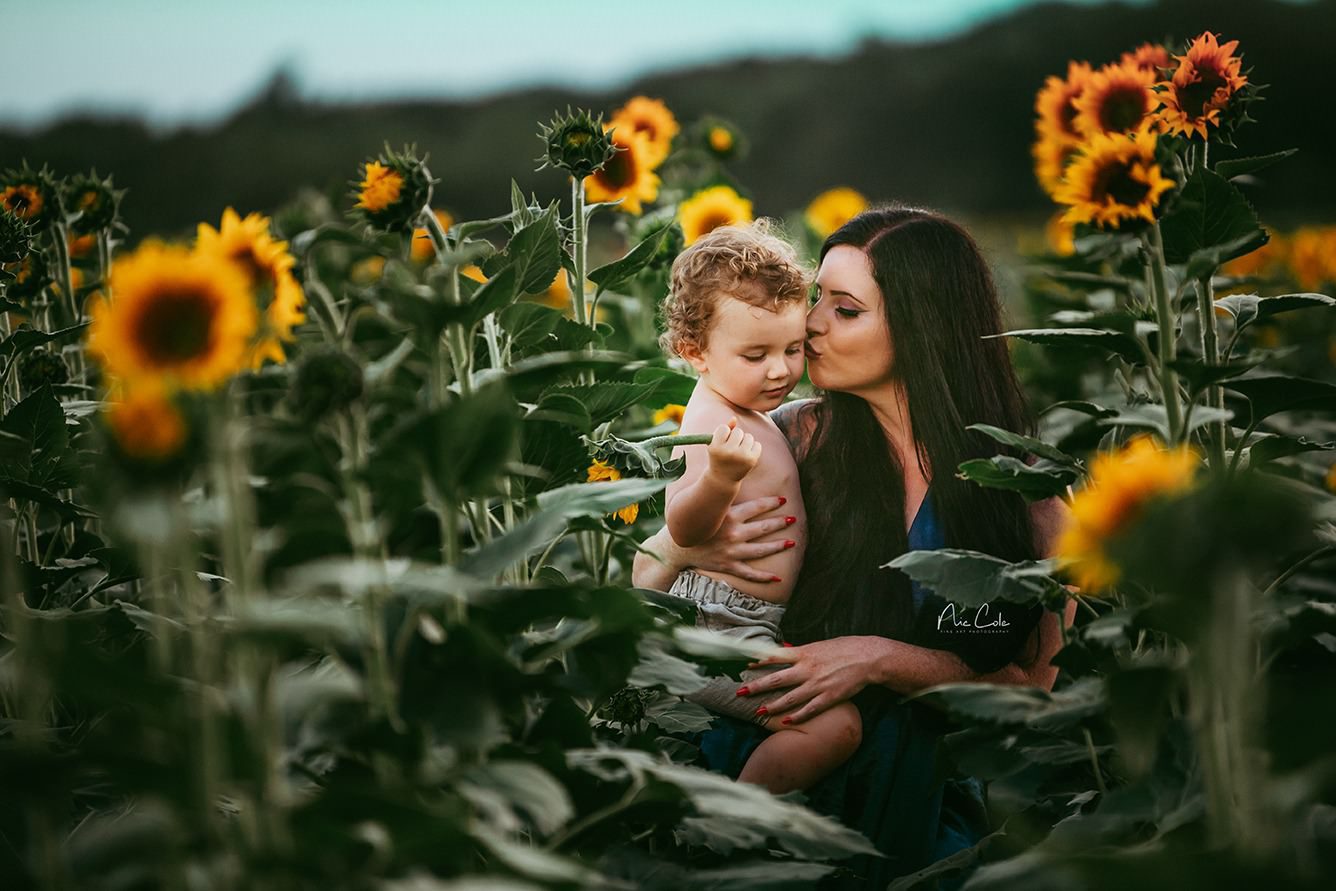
[2,29,1336,891]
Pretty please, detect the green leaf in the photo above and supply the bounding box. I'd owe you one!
[966,424,1080,465]
[1241,434,1336,467]
[1158,166,1267,266]
[1224,375,1336,425]
[988,328,1144,364]
[906,676,1105,731]
[457,761,574,837]
[0,386,73,490]
[1166,354,1264,393]
[1214,148,1297,179]
[957,456,1080,502]
[483,205,562,295]
[528,392,592,431]
[1097,403,1233,440]
[499,303,600,358]
[588,223,672,294]
[1042,400,1118,419]
[463,263,519,328]
[390,383,519,501]
[516,417,587,494]
[536,478,671,519]
[474,350,632,398]
[885,548,1064,606]
[0,323,90,367]
[540,381,662,428]
[1213,292,1336,333]
[628,636,708,694]
[633,366,697,405]
[1185,231,1271,280]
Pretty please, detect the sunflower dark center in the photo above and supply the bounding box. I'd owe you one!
[1060,90,1082,136]
[698,213,733,235]
[231,246,267,286]
[1099,86,1148,132]
[135,289,217,364]
[1179,66,1227,116]
[1095,161,1149,209]
[598,148,635,190]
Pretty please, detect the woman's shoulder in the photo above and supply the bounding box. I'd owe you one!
[769,397,820,459]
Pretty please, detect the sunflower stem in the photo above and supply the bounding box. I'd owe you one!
[570,179,589,329]
[1144,223,1184,443]
[1194,276,1227,471]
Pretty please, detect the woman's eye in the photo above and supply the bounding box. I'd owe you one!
[836,308,861,319]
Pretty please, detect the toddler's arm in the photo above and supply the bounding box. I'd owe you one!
[666,418,762,547]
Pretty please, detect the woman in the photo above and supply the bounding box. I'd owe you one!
[632,206,1076,888]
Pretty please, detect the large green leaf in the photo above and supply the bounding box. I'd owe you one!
[1097,403,1233,440]
[885,548,1064,606]
[1224,375,1336,425]
[588,223,672,294]
[988,328,1144,364]
[474,350,632,399]
[1212,292,1335,334]
[906,676,1105,731]
[633,366,698,405]
[967,424,1080,466]
[1158,166,1267,266]
[499,303,600,358]
[0,323,90,367]
[1213,148,1297,179]
[957,456,1080,502]
[0,385,75,490]
[1241,433,1336,467]
[540,381,662,428]
[536,477,671,519]
[389,383,519,501]
[483,205,562,295]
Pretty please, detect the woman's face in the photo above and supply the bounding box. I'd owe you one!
[805,245,894,393]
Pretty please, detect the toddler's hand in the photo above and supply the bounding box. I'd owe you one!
[708,417,762,482]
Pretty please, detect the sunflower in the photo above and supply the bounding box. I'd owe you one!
[462,265,488,284]
[1286,227,1336,291]
[1,184,44,222]
[196,208,306,368]
[65,172,121,234]
[105,387,187,460]
[1056,436,1200,591]
[350,146,435,232]
[652,403,686,427]
[1154,32,1248,140]
[1035,60,1094,143]
[1073,61,1159,137]
[1,164,60,229]
[1032,133,1082,198]
[357,161,403,213]
[1221,230,1286,279]
[411,209,455,262]
[87,241,258,391]
[608,96,679,169]
[677,185,754,246]
[708,126,734,154]
[534,268,572,309]
[804,187,869,239]
[582,129,661,215]
[1053,127,1175,229]
[1045,210,1076,256]
[68,231,96,260]
[586,459,639,525]
[1119,42,1172,75]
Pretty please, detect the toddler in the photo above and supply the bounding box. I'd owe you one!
[658,221,862,794]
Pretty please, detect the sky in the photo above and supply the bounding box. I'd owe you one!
[4,0,1156,128]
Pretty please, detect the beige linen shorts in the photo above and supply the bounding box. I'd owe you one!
[667,569,788,726]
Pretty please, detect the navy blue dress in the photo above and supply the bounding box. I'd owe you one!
[688,494,989,889]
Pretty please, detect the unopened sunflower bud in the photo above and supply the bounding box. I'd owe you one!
[288,346,364,422]
[65,172,123,235]
[0,209,32,266]
[598,686,652,728]
[537,108,617,179]
[19,350,69,393]
[349,144,436,233]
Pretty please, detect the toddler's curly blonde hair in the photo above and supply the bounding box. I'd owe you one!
[659,219,810,357]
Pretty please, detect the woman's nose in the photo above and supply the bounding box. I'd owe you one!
[805,302,827,338]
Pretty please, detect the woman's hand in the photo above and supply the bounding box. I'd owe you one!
[632,495,794,588]
[738,636,898,724]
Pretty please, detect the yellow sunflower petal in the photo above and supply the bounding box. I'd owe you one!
[805,188,870,239]
[677,185,754,246]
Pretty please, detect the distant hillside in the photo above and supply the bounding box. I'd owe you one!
[4,0,1332,238]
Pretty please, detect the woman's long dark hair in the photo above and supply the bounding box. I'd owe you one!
[780,206,1044,673]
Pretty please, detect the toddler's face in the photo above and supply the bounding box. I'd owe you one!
[684,296,807,411]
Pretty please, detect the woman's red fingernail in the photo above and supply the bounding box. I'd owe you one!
[782,642,795,647]
[784,539,795,548]
[781,717,793,725]
[736,687,750,697]
[755,706,768,717]
[770,575,782,583]
[785,516,796,525]
[778,496,787,506]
